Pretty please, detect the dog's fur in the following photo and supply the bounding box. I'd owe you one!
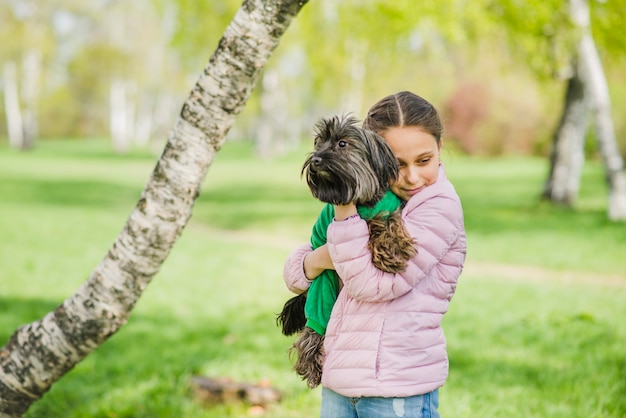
[277,115,417,388]
[303,115,398,207]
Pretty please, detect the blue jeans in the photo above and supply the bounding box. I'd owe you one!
[320,387,440,418]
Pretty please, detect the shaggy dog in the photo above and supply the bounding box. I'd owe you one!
[277,115,416,388]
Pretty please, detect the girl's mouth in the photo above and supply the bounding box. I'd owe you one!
[405,186,424,196]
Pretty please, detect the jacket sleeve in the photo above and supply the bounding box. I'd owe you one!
[327,192,465,303]
[283,243,314,294]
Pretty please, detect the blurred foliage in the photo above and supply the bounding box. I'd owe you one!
[589,0,626,65]
[485,0,577,79]
[0,0,625,155]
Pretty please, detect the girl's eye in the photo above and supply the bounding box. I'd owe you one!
[338,140,347,148]
[419,158,431,164]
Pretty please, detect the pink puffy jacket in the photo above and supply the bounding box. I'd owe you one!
[283,166,466,398]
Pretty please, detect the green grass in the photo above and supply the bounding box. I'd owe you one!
[1,139,625,417]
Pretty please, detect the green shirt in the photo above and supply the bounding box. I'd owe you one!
[305,191,403,335]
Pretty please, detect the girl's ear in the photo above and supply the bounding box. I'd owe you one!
[438,138,444,163]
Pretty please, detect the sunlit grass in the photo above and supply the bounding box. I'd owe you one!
[0,139,625,417]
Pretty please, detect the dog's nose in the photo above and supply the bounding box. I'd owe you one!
[311,156,322,166]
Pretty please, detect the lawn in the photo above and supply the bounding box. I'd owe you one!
[1,139,625,417]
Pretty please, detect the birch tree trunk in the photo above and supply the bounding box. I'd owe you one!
[577,24,626,220]
[340,38,368,116]
[134,93,155,147]
[256,68,289,158]
[20,49,41,150]
[0,1,308,416]
[542,62,588,205]
[3,61,24,149]
[110,78,130,153]
[543,0,626,220]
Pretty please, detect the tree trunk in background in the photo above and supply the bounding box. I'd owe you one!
[577,28,626,220]
[134,93,155,147]
[543,0,626,220]
[341,38,368,116]
[256,68,290,158]
[542,64,588,206]
[20,49,41,150]
[125,81,138,147]
[3,61,24,149]
[3,51,41,151]
[110,78,130,153]
[0,1,308,416]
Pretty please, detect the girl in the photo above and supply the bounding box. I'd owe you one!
[283,91,466,418]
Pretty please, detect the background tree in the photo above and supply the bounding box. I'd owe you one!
[102,0,184,152]
[0,0,54,150]
[0,0,308,415]
[3,0,624,163]
[485,0,626,220]
[542,0,626,220]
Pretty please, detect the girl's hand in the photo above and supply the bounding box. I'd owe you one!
[304,244,334,280]
[333,203,358,221]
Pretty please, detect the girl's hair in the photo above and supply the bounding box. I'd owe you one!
[363,91,442,144]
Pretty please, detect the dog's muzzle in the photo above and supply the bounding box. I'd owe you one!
[311,156,322,167]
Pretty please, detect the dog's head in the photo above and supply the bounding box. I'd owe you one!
[302,115,399,207]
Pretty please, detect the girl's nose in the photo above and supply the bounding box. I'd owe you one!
[403,166,420,184]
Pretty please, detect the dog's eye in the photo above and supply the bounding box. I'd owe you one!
[337,140,347,148]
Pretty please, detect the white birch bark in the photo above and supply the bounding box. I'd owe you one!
[543,0,626,220]
[20,49,41,150]
[134,94,154,147]
[542,64,588,205]
[257,68,289,158]
[0,0,308,416]
[109,78,129,153]
[340,38,368,116]
[3,61,24,149]
[576,23,626,220]
[125,80,137,146]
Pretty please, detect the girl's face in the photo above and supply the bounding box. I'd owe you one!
[382,126,442,202]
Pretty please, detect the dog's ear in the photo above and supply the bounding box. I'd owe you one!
[362,130,399,188]
[367,210,417,273]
